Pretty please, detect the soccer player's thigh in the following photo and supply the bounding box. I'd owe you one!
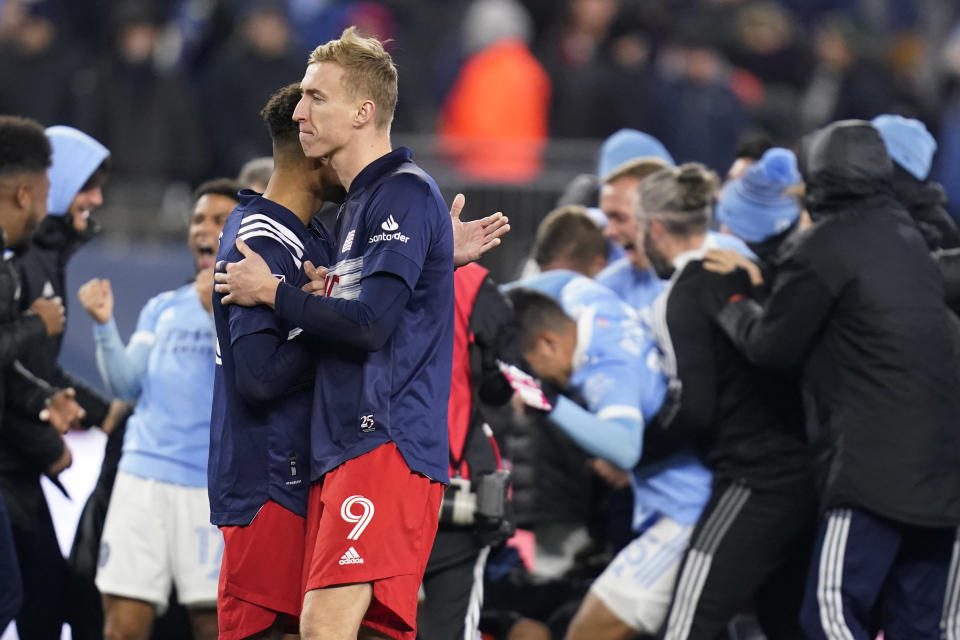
[303,442,443,636]
[567,515,693,640]
[96,471,171,632]
[169,479,222,637]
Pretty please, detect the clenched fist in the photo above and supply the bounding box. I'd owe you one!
[77,278,114,325]
[30,296,65,336]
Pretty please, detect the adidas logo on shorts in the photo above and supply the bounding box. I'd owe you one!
[339,546,364,565]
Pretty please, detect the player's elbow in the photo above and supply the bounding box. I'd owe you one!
[235,372,279,403]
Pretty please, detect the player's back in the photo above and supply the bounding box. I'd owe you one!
[209,193,320,525]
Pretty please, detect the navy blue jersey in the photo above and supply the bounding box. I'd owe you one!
[308,147,454,483]
[209,192,327,525]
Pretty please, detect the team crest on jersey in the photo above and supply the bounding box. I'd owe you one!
[342,230,356,253]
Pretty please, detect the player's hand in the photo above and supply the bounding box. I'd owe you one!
[77,278,114,325]
[47,441,72,476]
[450,193,510,267]
[214,238,279,307]
[195,267,215,313]
[302,260,329,296]
[588,458,631,489]
[40,388,85,434]
[703,249,763,286]
[29,296,65,336]
[101,399,129,435]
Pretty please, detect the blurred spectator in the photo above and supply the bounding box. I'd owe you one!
[650,20,749,172]
[81,3,208,186]
[937,23,960,222]
[200,0,305,176]
[0,0,87,126]
[438,0,550,182]
[236,155,273,192]
[798,14,898,132]
[601,4,659,135]
[538,0,626,137]
[872,113,960,250]
[727,1,814,90]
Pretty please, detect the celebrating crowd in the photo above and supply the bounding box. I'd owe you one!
[0,8,959,640]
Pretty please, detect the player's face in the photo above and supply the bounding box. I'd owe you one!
[600,175,649,270]
[641,218,674,279]
[523,327,577,388]
[294,62,357,160]
[5,171,49,250]
[188,194,234,271]
[67,185,103,233]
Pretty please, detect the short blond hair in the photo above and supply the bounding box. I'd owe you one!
[308,26,398,129]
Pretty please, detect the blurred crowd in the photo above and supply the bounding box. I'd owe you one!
[2,0,960,212]
[4,3,960,640]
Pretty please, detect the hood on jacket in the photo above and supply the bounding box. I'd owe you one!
[889,164,960,250]
[45,126,110,216]
[799,119,893,217]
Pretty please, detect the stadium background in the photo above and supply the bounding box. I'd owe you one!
[3,0,960,637]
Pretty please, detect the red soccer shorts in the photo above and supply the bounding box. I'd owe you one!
[218,500,306,640]
[303,441,444,640]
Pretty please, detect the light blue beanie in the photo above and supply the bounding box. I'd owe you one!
[716,148,801,243]
[871,114,936,180]
[597,129,675,180]
[45,126,110,216]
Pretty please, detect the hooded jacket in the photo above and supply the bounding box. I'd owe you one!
[717,120,960,527]
[0,128,111,488]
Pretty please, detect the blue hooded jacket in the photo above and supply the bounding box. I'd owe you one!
[45,126,109,215]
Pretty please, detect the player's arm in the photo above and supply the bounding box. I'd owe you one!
[0,312,46,366]
[5,360,58,420]
[270,273,410,351]
[216,177,437,350]
[548,393,644,471]
[92,308,155,401]
[714,255,835,371]
[231,330,315,402]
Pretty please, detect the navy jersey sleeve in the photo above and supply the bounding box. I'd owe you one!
[226,236,300,344]
[359,174,443,290]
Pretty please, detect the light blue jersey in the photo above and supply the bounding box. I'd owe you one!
[509,270,707,527]
[596,232,753,317]
[595,259,664,323]
[94,283,215,487]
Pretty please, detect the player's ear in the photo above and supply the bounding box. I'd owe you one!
[356,100,375,127]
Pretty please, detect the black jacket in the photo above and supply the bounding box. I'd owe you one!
[0,217,110,491]
[649,254,810,486]
[718,120,960,527]
[16,216,110,429]
[0,238,56,423]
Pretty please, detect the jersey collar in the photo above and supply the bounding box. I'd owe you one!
[348,147,413,195]
[238,189,311,245]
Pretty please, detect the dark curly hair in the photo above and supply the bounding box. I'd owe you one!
[260,83,302,146]
[0,116,52,176]
[194,177,243,202]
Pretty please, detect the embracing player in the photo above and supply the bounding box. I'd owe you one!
[215,27,507,640]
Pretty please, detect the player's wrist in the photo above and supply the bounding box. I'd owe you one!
[259,277,280,308]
